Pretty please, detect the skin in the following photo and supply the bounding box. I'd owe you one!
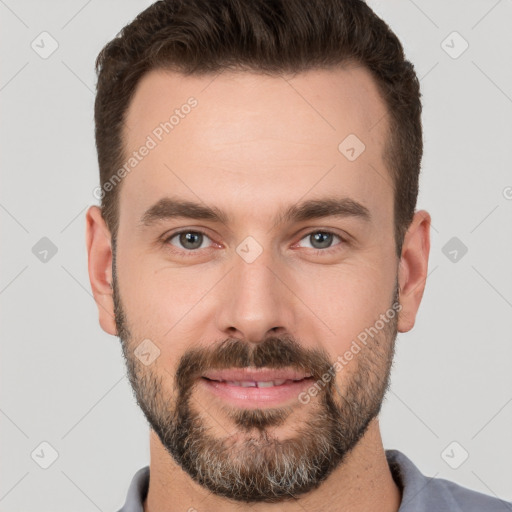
[86,65,430,511]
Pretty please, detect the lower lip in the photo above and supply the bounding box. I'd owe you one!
[200,377,314,408]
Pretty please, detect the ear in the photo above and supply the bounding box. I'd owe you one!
[397,210,431,333]
[85,206,117,336]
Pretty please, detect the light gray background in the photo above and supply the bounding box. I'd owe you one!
[1,0,511,510]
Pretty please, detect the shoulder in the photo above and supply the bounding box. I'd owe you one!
[428,475,512,511]
[116,465,150,512]
[386,449,512,512]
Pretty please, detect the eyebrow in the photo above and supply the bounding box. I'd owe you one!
[139,196,371,229]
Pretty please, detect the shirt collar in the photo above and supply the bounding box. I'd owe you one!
[118,449,462,512]
[386,449,462,512]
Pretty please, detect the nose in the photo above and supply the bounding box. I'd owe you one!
[214,245,298,344]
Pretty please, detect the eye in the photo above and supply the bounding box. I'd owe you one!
[297,230,344,252]
[165,230,213,251]
[162,229,346,256]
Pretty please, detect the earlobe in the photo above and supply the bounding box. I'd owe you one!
[85,205,117,336]
[397,210,431,333]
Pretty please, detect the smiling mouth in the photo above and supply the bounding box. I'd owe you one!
[202,377,311,388]
[198,367,315,407]
[199,371,315,409]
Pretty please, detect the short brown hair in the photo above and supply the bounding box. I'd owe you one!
[94,0,422,256]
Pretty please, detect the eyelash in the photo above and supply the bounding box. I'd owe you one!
[162,229,347,257]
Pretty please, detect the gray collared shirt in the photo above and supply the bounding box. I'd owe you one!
[117,449,511,511]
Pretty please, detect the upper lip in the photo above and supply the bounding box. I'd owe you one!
[202,368,312,382]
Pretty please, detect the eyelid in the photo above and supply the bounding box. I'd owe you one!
[162,227,349,255]
[293,229,347,252]
[163,228,219,250]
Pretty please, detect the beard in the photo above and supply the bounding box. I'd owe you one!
[112,263,399,503]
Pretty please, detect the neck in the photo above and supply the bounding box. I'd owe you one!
[143,418,402,512]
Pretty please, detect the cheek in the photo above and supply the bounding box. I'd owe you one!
[116,247,215,343]
[295,261,396,353]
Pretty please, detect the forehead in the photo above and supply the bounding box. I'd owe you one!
[124,64,387,146]
[119,65,391,229]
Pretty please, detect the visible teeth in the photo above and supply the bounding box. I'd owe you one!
[224,379,290,387]
[256,381,274,388]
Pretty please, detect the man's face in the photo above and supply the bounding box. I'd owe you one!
[112,66,400,501]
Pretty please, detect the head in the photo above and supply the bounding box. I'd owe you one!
[87,0,430,503]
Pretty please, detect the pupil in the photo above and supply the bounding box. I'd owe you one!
[180,232,202,249]
[312,232,332,249]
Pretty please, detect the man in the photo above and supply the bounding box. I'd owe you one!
[86,0,510,511]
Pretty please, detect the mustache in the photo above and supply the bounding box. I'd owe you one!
[175,335,334,394]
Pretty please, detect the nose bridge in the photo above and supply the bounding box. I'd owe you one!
[215,240,294,343]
